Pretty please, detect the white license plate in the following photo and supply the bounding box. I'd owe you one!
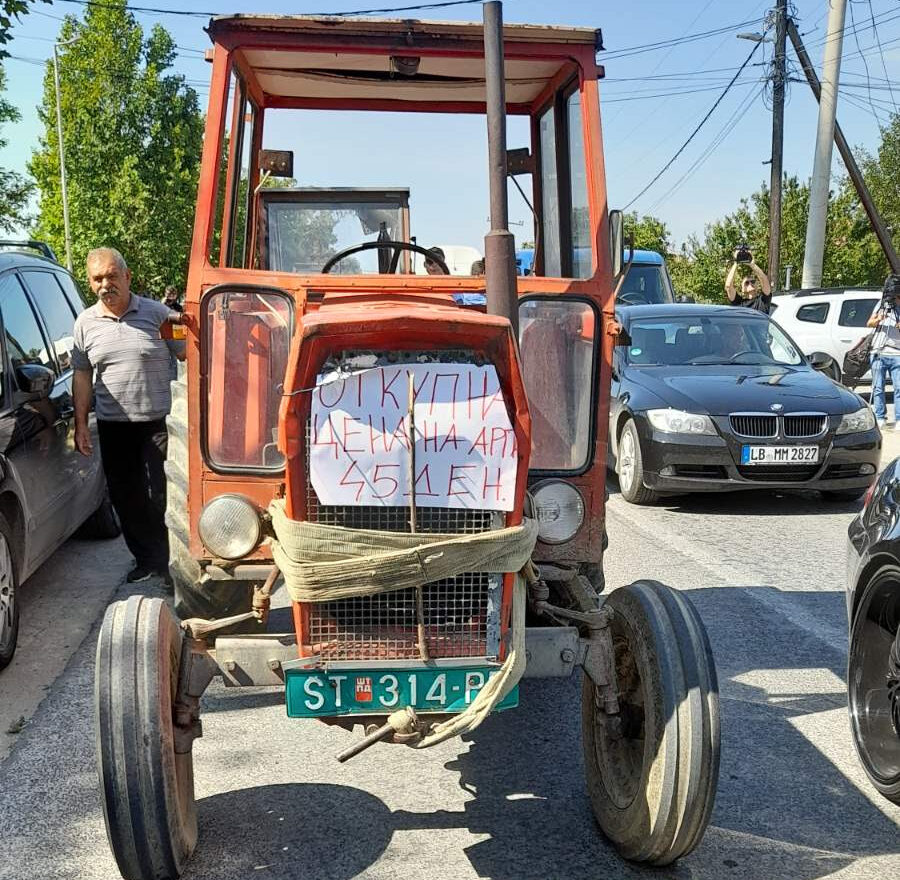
[741,445,819,465]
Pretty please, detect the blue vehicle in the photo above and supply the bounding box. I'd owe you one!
[516,247,675,304]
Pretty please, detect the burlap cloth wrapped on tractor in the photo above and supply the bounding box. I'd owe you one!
[268,499,538,747]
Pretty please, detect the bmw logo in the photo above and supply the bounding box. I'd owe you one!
[770,403,784,413]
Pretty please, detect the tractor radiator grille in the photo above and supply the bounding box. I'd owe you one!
[302,351,503,661]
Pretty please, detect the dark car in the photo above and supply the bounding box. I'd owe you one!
[0,241,119,671]
[608,304,880,504]
[846,460,900,804]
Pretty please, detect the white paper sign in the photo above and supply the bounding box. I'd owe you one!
[309,363,517,511]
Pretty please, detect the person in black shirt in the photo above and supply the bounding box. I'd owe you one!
[725,251,771,313]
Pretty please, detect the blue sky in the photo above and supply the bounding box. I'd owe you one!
[3,0,900,252]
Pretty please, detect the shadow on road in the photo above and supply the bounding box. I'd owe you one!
[180,586,898,880]
[608,474,864,516]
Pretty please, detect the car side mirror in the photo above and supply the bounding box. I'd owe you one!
[15,363,55,398]
[807,351,838,375]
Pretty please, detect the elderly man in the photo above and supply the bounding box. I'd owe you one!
[72,248,184,583]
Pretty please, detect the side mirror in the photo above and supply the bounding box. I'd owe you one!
[16,363,55,398]
[609,209,625,278]
[807,350,839,378]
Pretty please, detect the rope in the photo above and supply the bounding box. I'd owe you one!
[267,498,537,746]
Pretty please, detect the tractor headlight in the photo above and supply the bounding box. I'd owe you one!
[532,480,585,544]
[198,494,262,560]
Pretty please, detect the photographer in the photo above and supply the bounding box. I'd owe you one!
[866,274,900,427]
[725,245,771,313]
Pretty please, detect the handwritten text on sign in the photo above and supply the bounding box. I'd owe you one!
[309,363,517,511]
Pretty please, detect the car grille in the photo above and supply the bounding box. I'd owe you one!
[302,350,503,661]
[737,464,819,482]
[784,414,827,438]
[730,414,777,438]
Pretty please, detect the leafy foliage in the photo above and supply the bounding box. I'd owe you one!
[624,211,672,256]
[0,0,48,58]
[0,64,33,232]
[28,2,203,294]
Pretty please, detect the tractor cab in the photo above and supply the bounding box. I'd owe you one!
[94,9,720,880]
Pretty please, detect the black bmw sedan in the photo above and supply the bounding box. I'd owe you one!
[609,305,880,504]
[846,460,900,804]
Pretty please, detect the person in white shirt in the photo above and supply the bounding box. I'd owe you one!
[867,274,900,427]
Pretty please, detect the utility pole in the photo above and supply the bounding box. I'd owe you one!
[53,37,77,273]
[788,18,900,274]
[768,0,787,291]
[802,0,847,289]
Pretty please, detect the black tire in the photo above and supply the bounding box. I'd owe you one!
[822,489,867,503]
[0,513,19,671]
[77,493,122,540]
[616,420,659,505]
[582,580,720,865]
[96,595,197,880]
[849,567,900,804]
[165,370,255,624]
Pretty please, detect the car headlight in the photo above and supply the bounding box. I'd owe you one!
[198,494,262,560]
[532,480,585,544]
[646,408,716,435]
[837,406,876,435]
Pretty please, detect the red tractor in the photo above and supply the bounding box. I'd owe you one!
[95,7,719,878]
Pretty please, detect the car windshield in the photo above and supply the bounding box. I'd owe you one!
[616,264,674,304]
[624,315,804,367]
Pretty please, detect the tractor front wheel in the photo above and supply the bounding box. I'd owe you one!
[582,580,720,865]
[96,596,198,880]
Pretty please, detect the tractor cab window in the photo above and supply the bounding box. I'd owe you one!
[260,193,407,274]
[519,298,596,471]
[204,289,293,471]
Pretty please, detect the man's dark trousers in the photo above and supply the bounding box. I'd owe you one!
[97,419,169,572]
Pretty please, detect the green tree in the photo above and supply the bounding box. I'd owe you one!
[624,211,672,255]
[0,64,32,232]
[28,2,203,294]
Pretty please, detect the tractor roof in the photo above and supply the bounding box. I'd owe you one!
[207,15,602,109]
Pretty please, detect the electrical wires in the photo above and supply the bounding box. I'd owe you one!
[50,0,489,19]
[623,38,766,211]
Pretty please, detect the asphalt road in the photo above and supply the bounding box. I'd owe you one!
[1,479,899,880]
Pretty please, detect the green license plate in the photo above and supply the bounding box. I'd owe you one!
[285,664,519,718]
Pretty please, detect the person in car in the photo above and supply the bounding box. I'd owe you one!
[725,251,771,313]
[71,248,184,584]
[866,274,900,427]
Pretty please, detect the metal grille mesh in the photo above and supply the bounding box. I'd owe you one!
[302,350,501,661]
[784,414,827,438]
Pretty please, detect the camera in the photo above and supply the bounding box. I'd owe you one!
[733,244,752,264]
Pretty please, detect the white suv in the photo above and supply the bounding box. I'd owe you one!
[770,287,881,381]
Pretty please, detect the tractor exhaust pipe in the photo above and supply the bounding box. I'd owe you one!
[482,1,518,339]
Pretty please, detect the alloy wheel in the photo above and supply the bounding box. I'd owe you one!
[0,534,14,652]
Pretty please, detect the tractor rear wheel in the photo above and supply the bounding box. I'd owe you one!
[582,580,719,865]
[96,595,198,880]
[165,369,255,624]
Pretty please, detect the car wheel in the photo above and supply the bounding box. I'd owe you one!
[0,513,19,670]
[849,566,900,804]
[617,420,658,505]
[822,489,867,503]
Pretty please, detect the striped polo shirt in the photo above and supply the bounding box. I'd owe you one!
[72,294,179,422]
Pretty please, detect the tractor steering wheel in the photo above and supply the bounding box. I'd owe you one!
[320,240,450,275]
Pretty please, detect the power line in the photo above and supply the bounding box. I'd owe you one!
[623,38,765,210]
[602,17,763,60]
[52,0,488,18]
[847,0,888,130]
[602,79,762,104]
[867,0,898,114]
